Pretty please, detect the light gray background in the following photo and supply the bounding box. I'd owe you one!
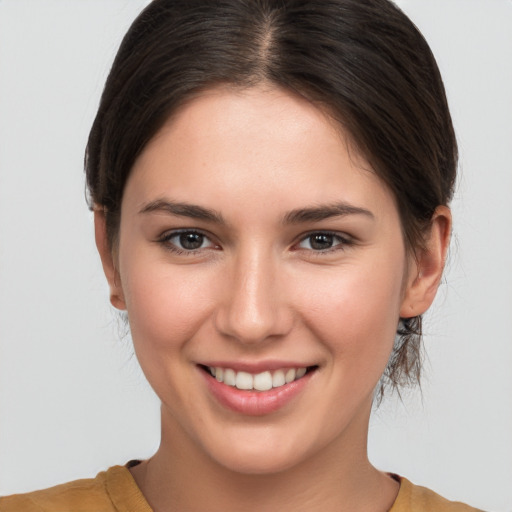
[0,1,511,510]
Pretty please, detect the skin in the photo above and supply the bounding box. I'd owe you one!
[96,85,451,511]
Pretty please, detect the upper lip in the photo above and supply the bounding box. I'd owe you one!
[198,360,316,373]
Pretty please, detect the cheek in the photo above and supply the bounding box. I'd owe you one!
[119,253,217,356]
[295,256,405,372]
[118,258,222,412]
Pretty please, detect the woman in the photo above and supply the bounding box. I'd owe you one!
[0,0,485,510]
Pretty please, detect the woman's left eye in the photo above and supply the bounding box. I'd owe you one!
[158,230,217,253]
[297,232,350,252]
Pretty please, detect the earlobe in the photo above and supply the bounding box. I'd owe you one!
[94,209,126,311]
[400,206,452,318]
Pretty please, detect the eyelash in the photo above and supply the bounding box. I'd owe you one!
[157,229,218,255]
[156,230,354,256]
[294,231,354,255]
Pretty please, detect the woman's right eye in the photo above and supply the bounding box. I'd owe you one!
[158,230,217,254]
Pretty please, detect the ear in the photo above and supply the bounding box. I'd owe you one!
[400,206,452,318]
[94,209,126,310]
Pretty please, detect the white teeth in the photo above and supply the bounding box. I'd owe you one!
[272,369,286,387]
[285,368,296,383]
[209,366,310,391]
[224,368,236,386]
[253,371,273,391]
[235,371,253,390]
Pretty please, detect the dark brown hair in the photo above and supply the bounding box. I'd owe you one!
[85,0,457,398]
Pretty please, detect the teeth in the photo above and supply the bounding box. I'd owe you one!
[272,370,285,387]
[235,371,253,390]
[285,368,296,383]
[224,368,236,386]
[296,367,307,378]
[253,371,273,391]
[208,366,310,391]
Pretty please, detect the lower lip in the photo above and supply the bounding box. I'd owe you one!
[201,368,314,416]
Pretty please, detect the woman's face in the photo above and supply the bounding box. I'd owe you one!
[110,86,416,473]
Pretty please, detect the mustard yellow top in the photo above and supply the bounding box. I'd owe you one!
[0,465,484,512]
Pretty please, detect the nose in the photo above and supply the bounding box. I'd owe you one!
[214,247,294,345]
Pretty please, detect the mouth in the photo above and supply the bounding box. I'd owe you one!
[198,361,319,415]
[199,365,317,392]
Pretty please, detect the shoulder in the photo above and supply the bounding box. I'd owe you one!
[391,476,486,512]
[0,465,149,512]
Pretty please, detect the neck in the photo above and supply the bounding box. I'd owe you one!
[130,403,398,512]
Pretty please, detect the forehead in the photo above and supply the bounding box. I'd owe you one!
[125,85,397,223]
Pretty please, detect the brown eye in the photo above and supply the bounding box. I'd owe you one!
[159,230,217,253]
[309,234,334,250]
[297,232,350,252]
[179,232,204,250]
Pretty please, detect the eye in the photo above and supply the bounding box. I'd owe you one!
[297,232,350,252]
[158,230,218,253]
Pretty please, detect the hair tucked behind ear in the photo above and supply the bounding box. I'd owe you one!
[375,316,423,404]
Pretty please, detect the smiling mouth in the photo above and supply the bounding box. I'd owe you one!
[199,365,318,392]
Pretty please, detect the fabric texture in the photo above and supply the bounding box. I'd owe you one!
[0,465,484,512]
[0,466,151,512]
[389,477,484,511]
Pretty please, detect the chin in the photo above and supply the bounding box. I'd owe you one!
[212,445,307,476]
[196,423,325,476]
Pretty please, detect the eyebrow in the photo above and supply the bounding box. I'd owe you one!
[139,199,225,224]
[139,199,374,225]
[283,203,374,224]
